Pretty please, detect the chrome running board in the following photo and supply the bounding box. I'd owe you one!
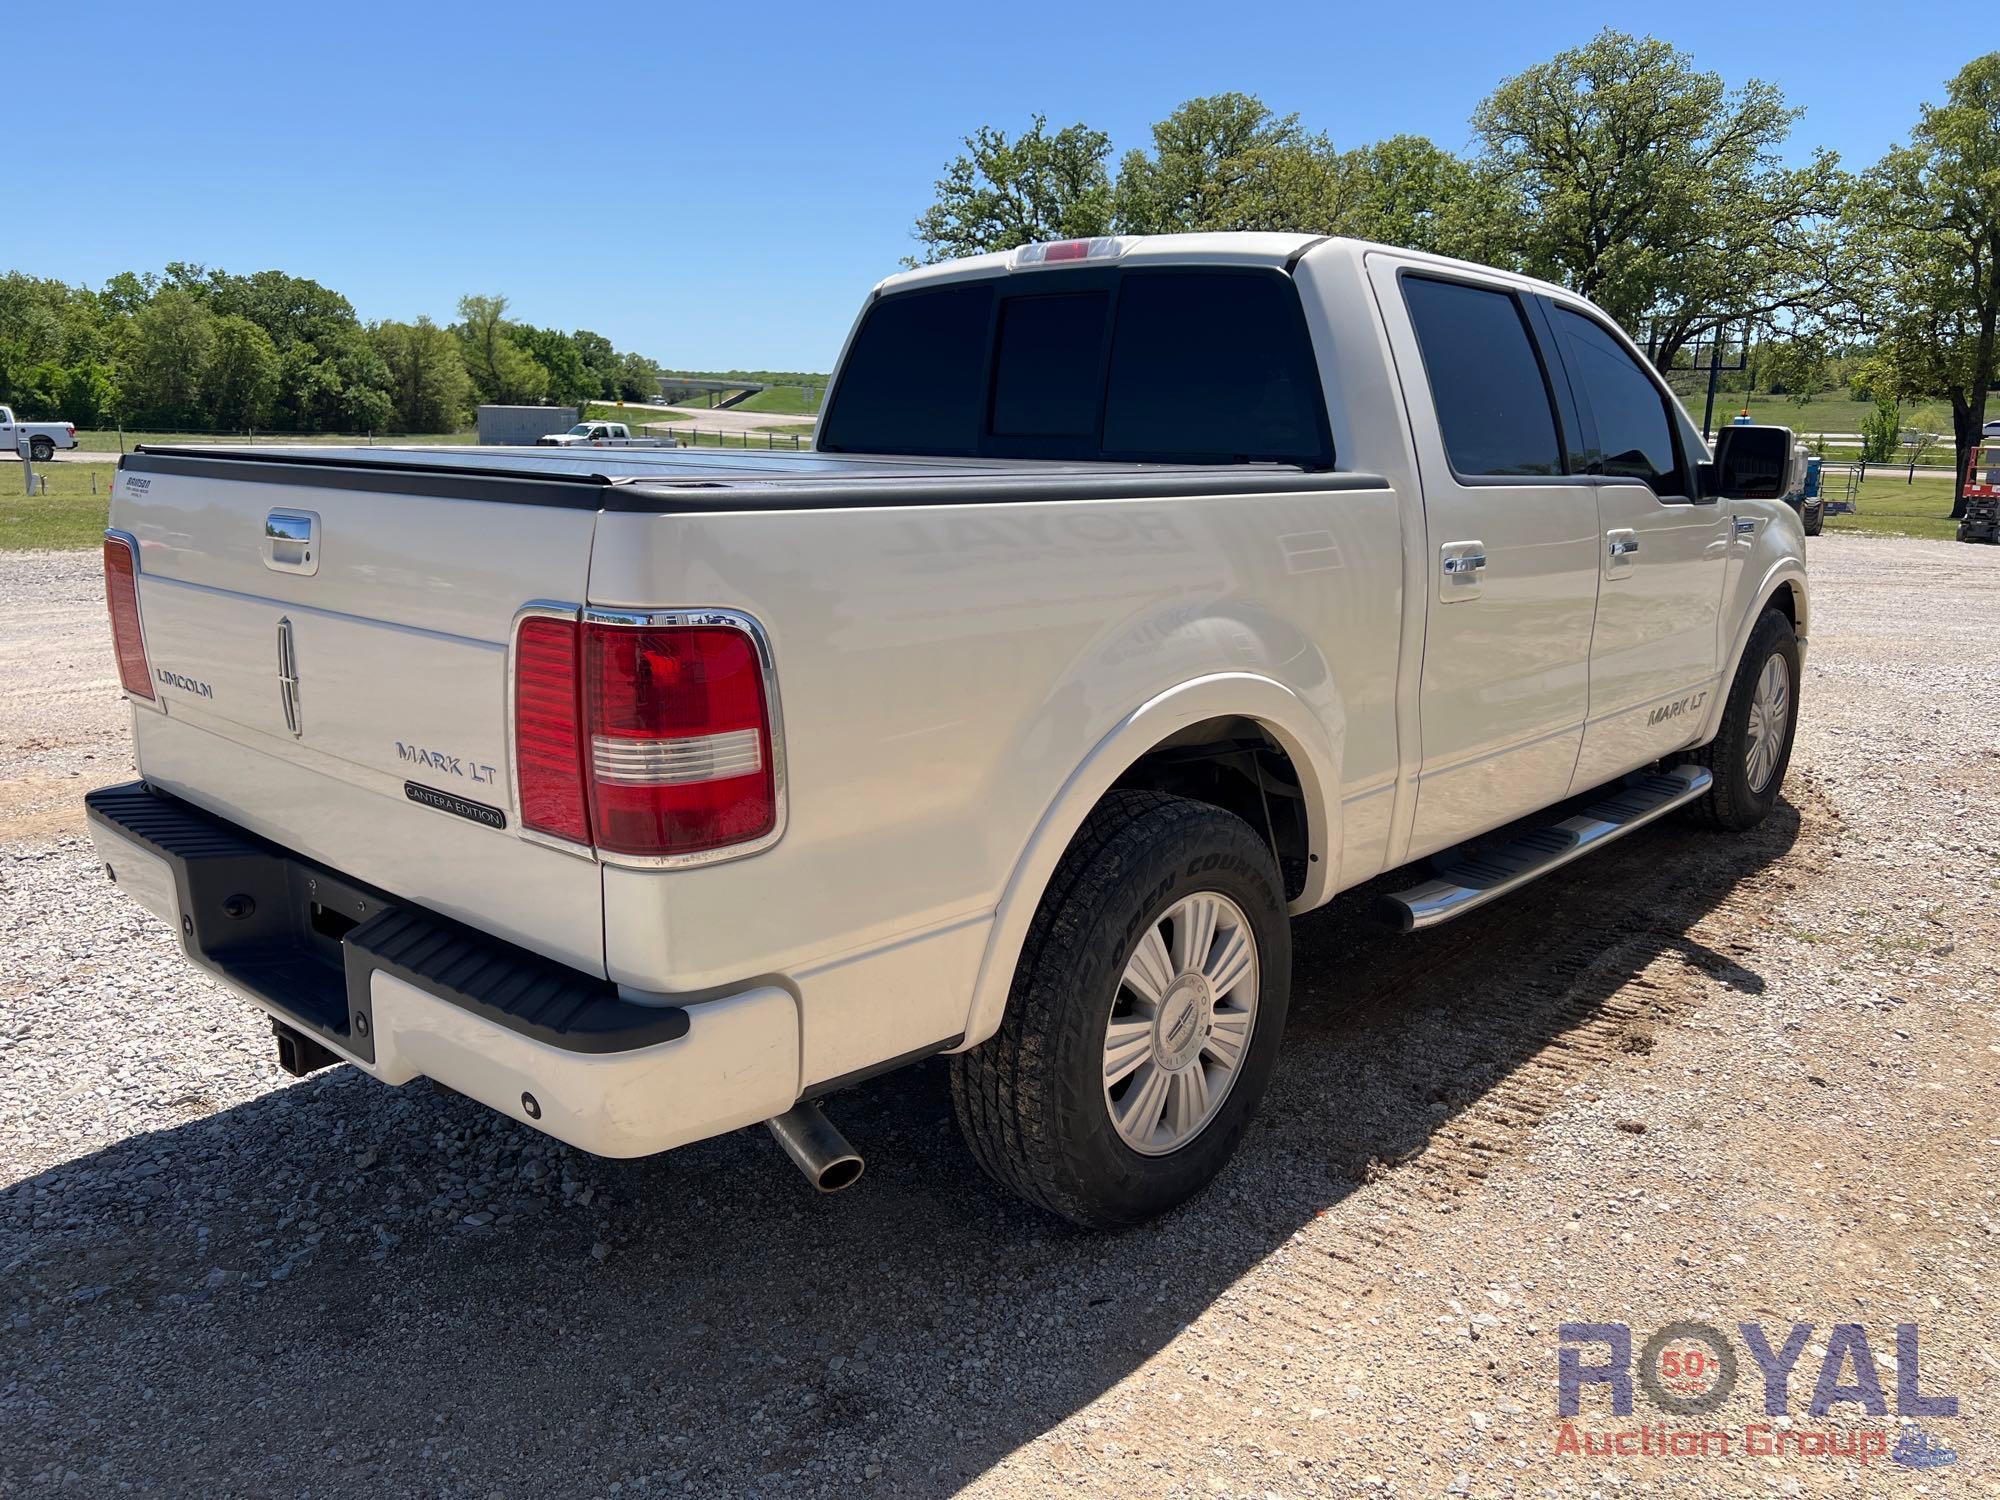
[1379,765,1713,933]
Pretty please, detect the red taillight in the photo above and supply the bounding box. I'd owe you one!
[510,611,780,861]
[513,615,592,845]
[585,621,776,857]
[102,535,153,701]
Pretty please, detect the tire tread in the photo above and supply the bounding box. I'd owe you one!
[950,791,1251,1225]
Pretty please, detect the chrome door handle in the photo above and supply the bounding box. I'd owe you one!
[1442,552,1487,574]
[1608,537,1640,558]
[262,509,320,576]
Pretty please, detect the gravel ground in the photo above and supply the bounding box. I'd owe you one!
[2,535,1996,1498]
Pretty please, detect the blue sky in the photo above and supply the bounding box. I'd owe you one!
[10,0,1988,372]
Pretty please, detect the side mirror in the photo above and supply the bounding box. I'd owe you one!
[1707,424,1797,500]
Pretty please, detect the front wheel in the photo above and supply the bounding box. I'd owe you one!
[1802,501,1824,537]
[950,790,1291,1229]
[1683,608,1800,831]
[28,436,53,462]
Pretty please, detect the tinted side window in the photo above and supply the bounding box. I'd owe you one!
[1402,276,1563,477]
[819,281,991,455]
[990,292,1107,437]
[1102,272,1329,466]
[1552,307,1680,494]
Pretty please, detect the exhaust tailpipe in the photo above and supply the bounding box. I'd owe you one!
[764,1101,864,1193]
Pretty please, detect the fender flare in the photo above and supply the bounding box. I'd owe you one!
[953,672,1340,1053]
[1698,560,1808,744]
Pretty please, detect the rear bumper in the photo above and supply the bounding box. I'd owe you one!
[84,781,800,1157]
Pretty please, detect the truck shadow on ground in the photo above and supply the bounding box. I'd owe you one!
[3,799,1806,1496]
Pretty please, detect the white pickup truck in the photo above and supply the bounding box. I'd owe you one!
[86,233,1807,1228]
[1,404,79,461]
[537,419,674,448]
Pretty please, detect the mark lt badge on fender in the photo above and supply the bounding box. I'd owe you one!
[1646,689,1708,728]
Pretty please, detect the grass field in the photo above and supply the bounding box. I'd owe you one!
[0,464,111,549]
[728,386,821,417]
[1663,391,1953,437]
[585,403,689,427]
[72,429,474,453]
[1822,473,1963,541]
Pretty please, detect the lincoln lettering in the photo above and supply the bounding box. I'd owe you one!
[154,669,213,699]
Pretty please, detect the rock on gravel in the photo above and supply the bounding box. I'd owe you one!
[1,536,1996,1497]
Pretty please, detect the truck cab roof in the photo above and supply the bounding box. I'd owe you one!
[877,231,1580,306]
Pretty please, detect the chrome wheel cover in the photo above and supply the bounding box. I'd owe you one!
[1102,891,1259,1156]
[1744,652,1791,793]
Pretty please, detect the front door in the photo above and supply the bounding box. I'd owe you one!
[1544,303,1729,788]
[1374,261,1604,860]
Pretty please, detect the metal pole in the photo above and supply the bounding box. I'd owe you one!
[1701,331,1723,441]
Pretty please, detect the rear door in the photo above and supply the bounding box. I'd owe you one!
[1544,302,1730,788]
[1373,261,1603,858]
[110,455,607,974]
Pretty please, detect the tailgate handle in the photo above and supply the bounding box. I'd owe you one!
[263,510,319,576]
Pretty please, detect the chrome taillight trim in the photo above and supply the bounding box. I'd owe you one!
[580,607,789,870]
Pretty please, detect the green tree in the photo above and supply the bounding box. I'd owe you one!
[14,360,67,418]
[120,289,215,426]
[202,315,281,431]
[205,269,358,353]
[1342,136,1521,263]
[371,317,473,433]
[573,329,620,399]
[612,351,660,402]
[1760,338,1830,407]
[331,334,394,432]
[1242,133,1523,262]
[455,294,548,405]
[1848,53,2000,517]
[61,361,117,426]
[510,324,598,406]
[1113,93,1301,233]
[1471,30,1845,369]
[911,115,1114,263]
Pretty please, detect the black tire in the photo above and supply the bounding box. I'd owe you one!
[950,790,1291,1229]
[28,436,53,463]
[1802,501,1823,537]
[1683,608,1799,831]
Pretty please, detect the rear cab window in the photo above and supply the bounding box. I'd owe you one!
[819,266,1332,468]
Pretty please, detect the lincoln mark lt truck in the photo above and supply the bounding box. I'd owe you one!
[86,234,1807,1228]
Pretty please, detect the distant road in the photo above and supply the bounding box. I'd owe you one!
[617,401,816,438]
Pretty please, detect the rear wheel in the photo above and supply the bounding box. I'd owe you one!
[1683,608,1799,831]
[1802,500,1824,536]
[950,791,1291,1229]
[28,436,53,462]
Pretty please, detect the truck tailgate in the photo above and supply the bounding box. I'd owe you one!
[111,453,606,976]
